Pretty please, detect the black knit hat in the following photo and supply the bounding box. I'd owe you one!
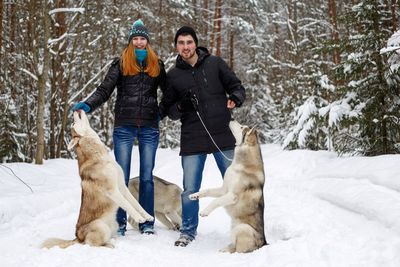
[174,26,198,46]
[128,19,149,43]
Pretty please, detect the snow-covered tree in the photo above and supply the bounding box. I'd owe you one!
[0,96,26,162]
[331,0,399,155]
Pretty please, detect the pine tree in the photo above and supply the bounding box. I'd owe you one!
[332,0,399,155]
[0,97,25,162]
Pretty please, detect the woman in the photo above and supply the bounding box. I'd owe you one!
[72,19,166,235]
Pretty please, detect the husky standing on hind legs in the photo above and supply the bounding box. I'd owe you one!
[190,120,267,253]
[41,111,153,249]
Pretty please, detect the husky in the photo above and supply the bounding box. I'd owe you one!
[189,120,267,253]
[41,110,153,249]
[127,176,182,231]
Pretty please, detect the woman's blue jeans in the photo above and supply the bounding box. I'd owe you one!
[113,126,159,231]
[180,149,234,239]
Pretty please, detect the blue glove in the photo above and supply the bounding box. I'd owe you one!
[72,102,91,113]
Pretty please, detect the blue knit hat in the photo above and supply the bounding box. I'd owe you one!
[128,19,149,43]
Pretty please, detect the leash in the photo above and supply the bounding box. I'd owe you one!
[0,164,34,193]
[191,94,233,162]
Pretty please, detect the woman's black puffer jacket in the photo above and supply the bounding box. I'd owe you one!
[85,58,166,128]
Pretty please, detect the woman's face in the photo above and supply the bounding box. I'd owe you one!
[131,36,147,49]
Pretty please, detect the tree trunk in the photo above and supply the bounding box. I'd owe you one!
[209,0,222,55]
[209,3,215,54]
[0,0,3,94]
[50,58,57,158]
[0,0,3,58]
[50,0,67,158]
[192,0,198,26]
[370,1,388,154]
[55,0,70,158]
[328,0,340,64]
[203,0,209,44]
[35,2,51,164]
[390,0,396,32]
[273,2,281,62]
[215,0,222,56]
[9,1,16,100]
[228,1,234,69]
[158,0,163,53]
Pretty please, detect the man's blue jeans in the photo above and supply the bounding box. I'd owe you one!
[180,149,234,239]
[113,126,159,231]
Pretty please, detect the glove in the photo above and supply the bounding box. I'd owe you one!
[228,94,242,107]
[177,92,198,113]
[72,102,91,113]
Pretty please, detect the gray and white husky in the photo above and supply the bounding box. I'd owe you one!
[128,176,182,231]
[190,120,267,253]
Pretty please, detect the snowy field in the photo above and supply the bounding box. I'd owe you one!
[1,144,400,267]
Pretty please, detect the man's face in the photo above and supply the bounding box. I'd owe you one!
[176,35,196,61]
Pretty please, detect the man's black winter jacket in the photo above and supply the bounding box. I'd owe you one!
[85,58,166,128]
[162,47,246,156]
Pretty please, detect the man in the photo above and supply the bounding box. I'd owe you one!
[161,26,246,247]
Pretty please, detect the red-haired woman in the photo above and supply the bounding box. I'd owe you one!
[72,19,166,236]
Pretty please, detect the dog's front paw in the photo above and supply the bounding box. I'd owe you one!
[136,216,147,224]
[189,193,200,200]
[172,224,180,231]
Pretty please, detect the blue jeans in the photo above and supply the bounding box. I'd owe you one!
[113,126,159,231]
[180,149,234,239]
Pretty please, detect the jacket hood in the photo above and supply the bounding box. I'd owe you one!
[176,47,210,69]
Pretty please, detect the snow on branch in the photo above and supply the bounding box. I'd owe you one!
[283,97,318,148]
[49,8,85,16]
[19,68,38,81]
[380,30,400,54]
[48,32,78,45]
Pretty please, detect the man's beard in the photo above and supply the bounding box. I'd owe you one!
[181,49,196,60]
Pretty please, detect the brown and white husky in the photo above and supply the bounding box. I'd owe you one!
[190,120,267,253]
[41,110,153,249]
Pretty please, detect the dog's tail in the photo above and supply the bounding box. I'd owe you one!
[41,238,79,249]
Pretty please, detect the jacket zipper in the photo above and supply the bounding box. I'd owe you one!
[138,63,144,127]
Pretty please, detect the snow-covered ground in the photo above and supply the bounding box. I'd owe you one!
[1,144,399,267]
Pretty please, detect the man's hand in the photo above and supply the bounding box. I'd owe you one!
[177,91,198,113]
[228,94,242,109]
[227,99,236,109]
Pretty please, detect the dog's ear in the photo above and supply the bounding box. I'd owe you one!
[249,127,257,135]
[67,137,79,150]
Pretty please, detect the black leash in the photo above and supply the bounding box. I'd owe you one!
[0,164,34,193]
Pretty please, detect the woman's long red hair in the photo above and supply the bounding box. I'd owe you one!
[121,42,160,77]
